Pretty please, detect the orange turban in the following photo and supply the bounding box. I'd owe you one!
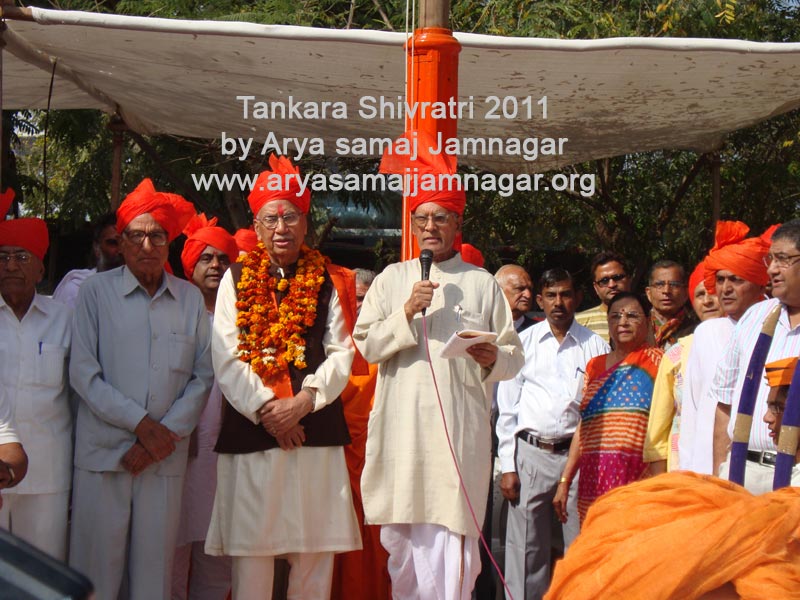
[379,130,466,215]
[545,472,800,600]
[116,179,196,242]
[234,227,259,254]
[704,221,777,294]
[180,213,238,280]
[0,188,49,260]
[248,154,311,217]
[765,357,798,388]
[688,259,706,295]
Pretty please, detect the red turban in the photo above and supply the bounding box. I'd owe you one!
[688,259,706,295]
[180,213,238,280]
[116,179,195,242]
[248,154,311,217]
[704,221,777,294]
[0,188,49,260]
[380,130,466,215]
[234,227,259,254]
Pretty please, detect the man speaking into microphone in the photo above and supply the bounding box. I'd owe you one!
[354,140,523,600]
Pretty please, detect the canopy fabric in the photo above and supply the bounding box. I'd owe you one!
[4,7,800,173]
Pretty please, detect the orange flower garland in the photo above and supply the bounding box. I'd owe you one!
[235,243,328,384]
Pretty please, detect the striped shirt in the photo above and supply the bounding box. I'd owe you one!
[708,298,800,451]
[575,303,609,342]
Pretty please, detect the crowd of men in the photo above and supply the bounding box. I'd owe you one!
[0,157,798,600]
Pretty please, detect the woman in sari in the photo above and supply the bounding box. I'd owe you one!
[554,292,663,523]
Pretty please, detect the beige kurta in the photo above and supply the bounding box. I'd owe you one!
[354,254,524,537]
[205,268,361,556]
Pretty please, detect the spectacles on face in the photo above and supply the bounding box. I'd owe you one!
[595,273,627,288]
[763,253,800,269]
[124,230,169,247]
[255,212,301,230]
[650,280,685,290]
[766,400,785,416]
[0,251,33,265]
[412,212,453,228]
[609,311,644,323]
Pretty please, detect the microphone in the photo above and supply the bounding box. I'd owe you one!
[419,249,433,315]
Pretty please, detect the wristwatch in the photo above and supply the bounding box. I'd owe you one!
[302,386,317,411]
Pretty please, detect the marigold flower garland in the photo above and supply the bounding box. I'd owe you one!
[235,243,328,383]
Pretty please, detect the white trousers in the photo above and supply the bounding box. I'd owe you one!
[719,455,800,495]
[232,552,334,600]
[0,490,69,560]
[172,541,232,600]
[380,523,480,600]
[69,468,184,600]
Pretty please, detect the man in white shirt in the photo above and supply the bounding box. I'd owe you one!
[680,221,772,474]
[0,191,72,560]
[710,219,800,493]
[497,268,608,600]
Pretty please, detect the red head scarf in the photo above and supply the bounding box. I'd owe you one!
[380,130,466,215]
[248,154,311,217]
[234,227,259,254]
[116,179,196,242]
[688,259,706,295]
[704,221,777,294]
[0,188,49,260]
[180,213,238,280]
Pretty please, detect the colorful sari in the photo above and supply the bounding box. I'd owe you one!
[578,346,663,522]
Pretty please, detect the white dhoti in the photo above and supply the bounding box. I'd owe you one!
[380,523,481,600]
[0,491,69,560]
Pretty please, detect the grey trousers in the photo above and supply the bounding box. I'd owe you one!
[504,438,579,600]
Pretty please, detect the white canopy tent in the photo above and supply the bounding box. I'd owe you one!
[3,6,800,175]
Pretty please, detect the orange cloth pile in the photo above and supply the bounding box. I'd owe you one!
[116,178,195,241]
[545,472,800,600]
[704,221,777,294]
[0,188,49,260]
[180,213,237,279]
[248,154,311,216]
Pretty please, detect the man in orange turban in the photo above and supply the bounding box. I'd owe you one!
[354,133,524,599]
[172,213,237,600]
[681,221,773,478]
[69,179,214,600]
[0,188,72,561]
[206,155,362,600]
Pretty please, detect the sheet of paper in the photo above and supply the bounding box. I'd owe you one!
[440,329,498,359]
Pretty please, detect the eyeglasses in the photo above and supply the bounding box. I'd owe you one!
[766,401,785,416]
[123,230,169,247]
[595,273,627,287]
[412,212,453,228]
[256,212,302,230]
[0,251,33,265]
[609,311,644,322]
[650,280,685,290]
[763,253,800,269]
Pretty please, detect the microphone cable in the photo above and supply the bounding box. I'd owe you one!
[420,312,514,600]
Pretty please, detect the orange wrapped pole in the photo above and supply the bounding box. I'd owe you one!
[400,24,461,260]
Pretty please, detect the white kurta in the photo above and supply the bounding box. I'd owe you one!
[206,268,360,556]
[354,255,524,538]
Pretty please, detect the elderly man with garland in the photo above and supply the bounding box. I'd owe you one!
[205,155,361,600]
[69,180,213,600]
[354,139,524,600]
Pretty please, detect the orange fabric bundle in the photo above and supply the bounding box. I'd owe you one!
[704,221,777,294]
[234,227,259,254]
[459,243,485,267]
[180,213,238,279]
[0,188,49,260]
[116,179,195,241]
[379,130,466,215]
[248,154,311,216]
[545,472,800,600]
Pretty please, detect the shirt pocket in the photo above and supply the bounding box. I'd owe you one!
[31,343,68,388]
[168,333,196,375]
